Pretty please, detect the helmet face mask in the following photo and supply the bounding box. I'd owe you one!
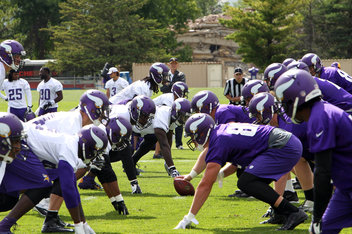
[79,90,110,126]
[0,113,25,163]
[78,125,108,165]
[129,95,156,131]
[149,63,170,87]
[184,113,215,151]
[0,40,26,71]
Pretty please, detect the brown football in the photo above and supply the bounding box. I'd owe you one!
[173,176,195,196]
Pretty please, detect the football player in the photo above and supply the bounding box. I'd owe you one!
[132,98,191,177]
[36,67,63,116]
[301,53,352,94]
[174,113,307,230]
[109,62,169,104]
[275,69,352,233]
[1,70,33,121]
[105,67,129,98]
[0,40,26,87]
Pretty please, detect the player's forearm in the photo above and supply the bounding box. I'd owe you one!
[192,148,208,174]
[190,180,212,215]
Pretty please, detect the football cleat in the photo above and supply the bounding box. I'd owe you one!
[277,209,308,230]
[41,218,74,233]
[228,190,253,198]
[78,176,103,190]
[33,198,50,216]
[260,212,286,224]
[299,200,314,213]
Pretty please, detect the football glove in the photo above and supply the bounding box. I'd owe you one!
[116,201,129,215]
[83,222,96,234]
[174,215,199,229]
[43,100,55,110]
[89,155,106,171]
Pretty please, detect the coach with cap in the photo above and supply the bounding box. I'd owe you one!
[160,58,186,94]
[223,67,248,105]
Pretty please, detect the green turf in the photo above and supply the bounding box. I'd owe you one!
[0,88,351,233]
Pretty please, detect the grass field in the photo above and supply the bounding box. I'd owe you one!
[0,88,351,233]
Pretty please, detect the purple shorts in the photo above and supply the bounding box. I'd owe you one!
[244,135,302,181]
[9,107,27,121]
[0,149,52,193]
[38,107,57,116]
[322,188,352,233]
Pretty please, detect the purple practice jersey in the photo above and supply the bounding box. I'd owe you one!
[215,104,255,125]
[320,67,352,94]
[278,114,313,160]
[307,101,352,190]
[315,77,352,113]
[205,123,273,167]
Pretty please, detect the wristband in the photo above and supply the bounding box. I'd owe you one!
[189,169,198,179]
[115,194,123,202]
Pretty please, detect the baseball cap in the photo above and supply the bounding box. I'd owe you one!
[169,57,178,63]
[234,67,243,74]
[107,67,119,75]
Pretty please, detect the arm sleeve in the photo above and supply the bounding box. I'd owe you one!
[24,82,32,107]
[313,149,333,222]
[58,160,81,209]
[0,92,7,100]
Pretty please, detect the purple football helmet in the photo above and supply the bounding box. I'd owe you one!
[0,113,25,163]
[184,113,215,151]
[331,62,341,69]
[248,92,276,125]
[106,116,132,151]
[191,90,219,115]
[79,89,110,126]
[282,58,296,67]
[264,63,288,90]
[149,62,170,87]
[301,53,322,74]
[241,80,269,105]
[129,95,156,130]
[171,81,189,99]
[274,69,322,124]
[0,40,26,71]
[78,125,108,165]
[171,98,191,126]
[286,61,310,72]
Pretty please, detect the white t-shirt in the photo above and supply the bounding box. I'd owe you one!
[26,110,83,135]
[25,124,81,172]
[0,63,6,89]
[1,78,32,108]
[37,78,63,108]
[153,93,174,107]
[105,78,129,98]
[109,80,152,104]
[133,105,175,136]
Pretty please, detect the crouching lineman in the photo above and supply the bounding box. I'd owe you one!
[132,98,191,177]
[174,114,308,231]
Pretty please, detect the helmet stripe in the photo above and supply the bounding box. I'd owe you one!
[275,79,295,101]
[268,66,282,79]
[116,119,127,136]
[90,128,104,149]
[190,115,206,133]
[197,92,208,109]
[256,94,268,113]
[87,92,103,107]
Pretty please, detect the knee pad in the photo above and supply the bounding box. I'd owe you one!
[24,187,52,205]
[0,194,19,212]
[51,179,62,197]
[95,166,117,184]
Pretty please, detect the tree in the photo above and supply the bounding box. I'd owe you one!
[0,0,20,41]
[13,0,62,59]
[195,0,222,16]
[220,0,305,69]
[48,0,172,75]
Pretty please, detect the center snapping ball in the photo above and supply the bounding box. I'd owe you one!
[173,176,195,196]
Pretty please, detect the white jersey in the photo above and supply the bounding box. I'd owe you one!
[109,104,131,121]
[105,78,129,98]
[26,110,83,135]
[133,105,175,136]
[0,63,5,88]
[25,124,81,171]
[1,78,32,108]
[37,78,63,108]
[109,80,152,104]
[153,93,174,107]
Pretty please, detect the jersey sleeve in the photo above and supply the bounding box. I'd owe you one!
[55,80,63,92]
[152,108,170,133]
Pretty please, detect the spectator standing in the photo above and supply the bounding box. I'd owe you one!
[223,67,248,105]
[161,57,186,149]
[105,67,129,98]
[36,67,63,116]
